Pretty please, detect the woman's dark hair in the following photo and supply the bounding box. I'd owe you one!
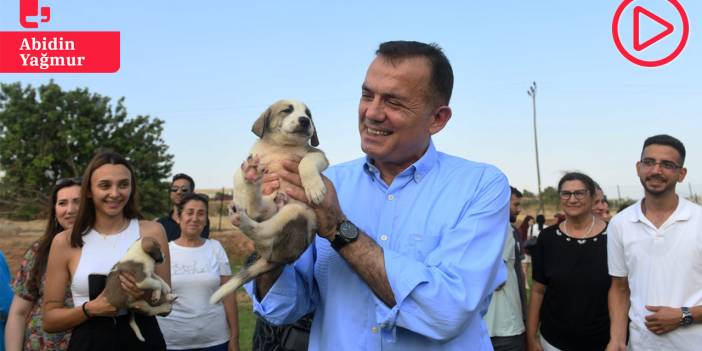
[70,150,142,248]
[27,177,81,297]
[176,193,209,216]
[517,215,534,242]
[557,172,597,197]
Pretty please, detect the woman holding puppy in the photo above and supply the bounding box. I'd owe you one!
[5,177,80,351]
[43,150,171,351]
[157,193,239,351]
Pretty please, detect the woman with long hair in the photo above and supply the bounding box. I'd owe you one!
[526,172,610,351]
[517,215,534,246]
[42,151,171,351]
[5,177,81,350]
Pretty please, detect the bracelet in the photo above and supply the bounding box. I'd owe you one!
[81,301,92,318]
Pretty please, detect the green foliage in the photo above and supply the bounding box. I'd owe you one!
[522,189,535,198]
[542,186,561,207]
[0,81,173,219]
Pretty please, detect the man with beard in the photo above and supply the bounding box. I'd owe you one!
[607,135,702,350]
[484,186,527,350]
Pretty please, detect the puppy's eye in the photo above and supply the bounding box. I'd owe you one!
[281,105,294,114]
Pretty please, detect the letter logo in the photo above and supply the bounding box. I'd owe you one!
[20,0,51,29]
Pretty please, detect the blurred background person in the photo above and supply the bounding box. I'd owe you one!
[516,215,534,250]
[0,251,12,351]
[517,215,534,290]
[484,186,527,350]
[5,177,81,351]
[593,184,611,222]
[533,214,547,238]
[157,193,239,351]
[527,172,610,351]
[158,173,210,241]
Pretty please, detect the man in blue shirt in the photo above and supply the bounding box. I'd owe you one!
[243,40,509,350]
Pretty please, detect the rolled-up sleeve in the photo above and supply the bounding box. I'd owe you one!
[375,170,510,341]
[245,243,318,325]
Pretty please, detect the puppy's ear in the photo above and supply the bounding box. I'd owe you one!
[307,107,319,147]
[252,106,272,138]
[310,127,320,147]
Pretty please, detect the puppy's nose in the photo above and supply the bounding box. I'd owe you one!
[298,117,310,128]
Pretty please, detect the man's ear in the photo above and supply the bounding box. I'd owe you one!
[678,167,688,183]
[429,106,452,135]
[252,107,272,138]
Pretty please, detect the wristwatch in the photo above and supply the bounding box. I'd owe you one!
[681,307,694,327]
[330,220,359,251]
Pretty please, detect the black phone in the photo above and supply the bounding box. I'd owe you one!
[88,273,107,300]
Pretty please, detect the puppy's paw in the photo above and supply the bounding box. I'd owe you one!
[241,155,264,184]
[228,203,241,227]
[166,293,178,302]
[302,174,327,205]
[274,192,289,210]
[151,289,162,303]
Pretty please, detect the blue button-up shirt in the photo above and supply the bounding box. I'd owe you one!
[246,141,509,350]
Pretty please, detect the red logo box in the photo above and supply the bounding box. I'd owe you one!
[0,31,120,73]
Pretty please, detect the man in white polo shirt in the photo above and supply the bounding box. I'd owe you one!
[607,134,702,350]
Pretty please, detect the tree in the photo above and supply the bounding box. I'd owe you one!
[0,81,173,219]
[542,186,560,207]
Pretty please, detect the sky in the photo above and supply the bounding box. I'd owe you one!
[1,1,700,200]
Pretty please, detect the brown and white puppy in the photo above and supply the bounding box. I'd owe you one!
[103,237,177,342]
[210,99,328,304]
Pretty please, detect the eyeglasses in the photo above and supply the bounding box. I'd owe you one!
[640,158,681,171]
[559,190,589,200]
[170,186,192,193]
[55,177,82,187]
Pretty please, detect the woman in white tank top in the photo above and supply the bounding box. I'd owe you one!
[42,151,171,351]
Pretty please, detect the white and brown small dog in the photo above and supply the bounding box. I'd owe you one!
[210,99,328,304]
[103,237,177,342]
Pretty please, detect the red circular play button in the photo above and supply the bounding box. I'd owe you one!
[612,0,689,67]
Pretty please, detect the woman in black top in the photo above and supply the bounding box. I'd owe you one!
[526,172,610,351]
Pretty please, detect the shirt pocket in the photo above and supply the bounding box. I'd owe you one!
[403,233,442,262]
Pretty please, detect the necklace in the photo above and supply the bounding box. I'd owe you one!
[96,218,130,238]
[563,215,596,239]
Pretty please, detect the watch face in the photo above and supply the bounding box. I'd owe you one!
[339,221,358,239]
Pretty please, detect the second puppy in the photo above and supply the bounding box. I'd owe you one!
[102,237,177,342]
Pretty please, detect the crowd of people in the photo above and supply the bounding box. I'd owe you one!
[0,40,699,351]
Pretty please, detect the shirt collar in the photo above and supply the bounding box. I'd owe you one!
[363,139,438,184]
[630,197,692,223]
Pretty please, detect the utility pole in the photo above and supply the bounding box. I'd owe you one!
[527,82,544,214]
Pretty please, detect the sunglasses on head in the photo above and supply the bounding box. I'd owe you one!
[55,176,82,187]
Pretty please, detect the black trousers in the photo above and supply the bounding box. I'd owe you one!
[68,313,166,351]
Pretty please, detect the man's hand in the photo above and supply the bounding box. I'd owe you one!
[275,160,345,240]
[644,305,681,335]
